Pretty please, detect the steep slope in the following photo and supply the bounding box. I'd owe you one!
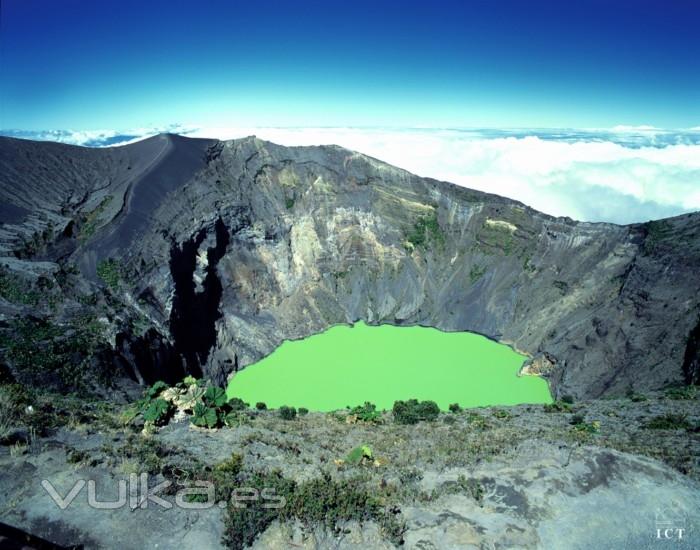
[1,134,699,398]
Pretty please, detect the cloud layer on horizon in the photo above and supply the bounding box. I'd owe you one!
[2,126,699,225]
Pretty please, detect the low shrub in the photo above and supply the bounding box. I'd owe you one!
[188,387,249,429]
[227,397,249,412]
[96,258,122,291]
[644,414,691,430]
[182,375,198,387]
[0,384,26,441]
[629,392,648,402]
[112,435,172,475]
[130,382,246,430]
[192,402,219,428]
[289,473,381,530]
[571,420,600,434]
[543,401,572,413]
[345,445,373,465]
[348,401,382,423]
[142,398,174,426]
[255,402,267,410]
[665,385,697,401]
[134,382,175,427]
[392,399,440,424]
[469,265,486,284]
[298,407,309,416]
[146,381,169,399]
[561,394,574,404]
[279,406,297,420]
[456,474,484,504]
[222,469,407,549]
[0,316,111,392]
[209,453,244,500]
[223,470,296,550]
[203,386,228,407]
[465,412,488,429]
[492,409,512,420]
[405,211,443,250]
[448,403,462,413]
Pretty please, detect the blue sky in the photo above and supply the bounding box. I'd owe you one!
[1,0,699,130]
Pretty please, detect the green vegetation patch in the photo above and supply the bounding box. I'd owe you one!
[477,221,515,255]
[405,210,444,249]
[469,264,486,284]
[543,400,573,413]
[393,399,440,424]
[0,315,110,391]
[223,470,405,550]
[79,195,113,241]
[644,413,692,430]
[348,401,382,423]
[0,269,41,305]
[665,385,697,400]
[96,258,122,291]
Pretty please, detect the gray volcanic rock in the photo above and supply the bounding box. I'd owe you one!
[2,410,698,550]
[1,134,699,397]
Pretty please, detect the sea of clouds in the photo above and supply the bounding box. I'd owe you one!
[3,125,699,225]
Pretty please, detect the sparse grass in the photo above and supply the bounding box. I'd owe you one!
[223,470,405,550]
[96,258,122,291]
[0,315,110,391]
[0,385,23,441]
[0,269,41,305]
[571,420,600,434]
[469,265,486,284]
[543,400,573,413]
[553,280,569,294]
[108,435,173,475]
[665,385,697,401]
[405,211,444,249]
[644,413,692,430]
[79,196,113,241]
[478,221,515,255]
[492,409,512,420]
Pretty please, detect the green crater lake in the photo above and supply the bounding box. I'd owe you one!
[227,322,552,411]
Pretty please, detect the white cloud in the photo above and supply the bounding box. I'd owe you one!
[0,124,193,147]
[609,124,661,133]
[3,126,699,224]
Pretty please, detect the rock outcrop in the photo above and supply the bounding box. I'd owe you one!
[1,133,699,398]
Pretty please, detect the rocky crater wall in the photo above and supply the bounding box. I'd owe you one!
[1,135,699,398]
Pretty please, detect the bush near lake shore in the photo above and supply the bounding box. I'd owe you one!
[279,406,297,420]
[393,399,440,424]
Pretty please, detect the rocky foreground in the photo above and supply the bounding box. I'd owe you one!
[1,384,699,549]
